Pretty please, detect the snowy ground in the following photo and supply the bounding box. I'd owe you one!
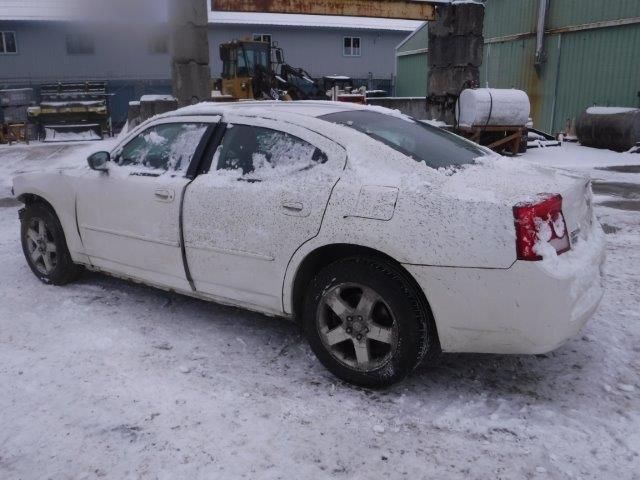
[0,140,638,479]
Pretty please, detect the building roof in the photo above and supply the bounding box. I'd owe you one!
[208,11,422,32]
[0,0,422,31]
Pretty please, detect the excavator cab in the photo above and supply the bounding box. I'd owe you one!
[220,41,273,100]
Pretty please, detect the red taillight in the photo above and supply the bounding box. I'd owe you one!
[513,194,571,261]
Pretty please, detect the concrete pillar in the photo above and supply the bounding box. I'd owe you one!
[427,3,485,124]
[170,0,211,107]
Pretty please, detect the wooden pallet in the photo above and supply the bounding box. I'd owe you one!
[456,125,524,155]
[0,123,30,145]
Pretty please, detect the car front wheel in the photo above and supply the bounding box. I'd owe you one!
[302,256,437,387]
[20,203,82,285]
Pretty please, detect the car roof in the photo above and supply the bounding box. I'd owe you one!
[163,100,375,121]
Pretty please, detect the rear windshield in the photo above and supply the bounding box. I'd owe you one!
[320,110,488,169]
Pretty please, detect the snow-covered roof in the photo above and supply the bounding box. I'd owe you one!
[208,11,422,32]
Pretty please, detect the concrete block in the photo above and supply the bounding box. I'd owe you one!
[169,0,208,27]
[170,25,210,65]
[128,102,141,125]
[428,4,485,37]
[172,62,211,105]
[428,66,480,96]
[429,35,484,68]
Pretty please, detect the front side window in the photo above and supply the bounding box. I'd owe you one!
[66,34,95,55]
[0,31,17,54]
[343,37,361,57]
[320,110,488,169]
[238,43,270,77]
[116,123,208,173]
[215,125,327,179]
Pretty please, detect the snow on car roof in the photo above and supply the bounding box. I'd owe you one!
[168,101,368,120]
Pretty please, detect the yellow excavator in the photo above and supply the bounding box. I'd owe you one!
[217,40,327,101]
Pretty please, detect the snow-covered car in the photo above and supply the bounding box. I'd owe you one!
[12,101,606,387]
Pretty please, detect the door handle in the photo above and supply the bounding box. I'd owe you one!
[281,201,304,212]
[154,189,175,202]
[281,201,309,217]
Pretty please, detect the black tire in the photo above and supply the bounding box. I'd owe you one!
[20,202,82,285]
[302,256,438,388]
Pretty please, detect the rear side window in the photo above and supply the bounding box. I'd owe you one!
[116,123,208,173]
[215,125,327,178]
[320,110,488,169]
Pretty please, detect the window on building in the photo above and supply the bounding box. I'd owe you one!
[148,30,169,54]
[253,34,272,45]
[343,37,361,57]
[0,31,17,54]
[66,34,95,55]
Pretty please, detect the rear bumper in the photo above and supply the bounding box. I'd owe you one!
[405,226,606,354]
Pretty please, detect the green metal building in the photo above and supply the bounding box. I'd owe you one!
[395,22,429,97]
[395,0,640,133]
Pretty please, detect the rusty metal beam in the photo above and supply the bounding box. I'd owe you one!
[212,0,436,21]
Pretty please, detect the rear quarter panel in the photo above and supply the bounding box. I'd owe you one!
[282,166,518,314]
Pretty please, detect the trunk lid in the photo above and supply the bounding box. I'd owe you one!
[441,157,596,247]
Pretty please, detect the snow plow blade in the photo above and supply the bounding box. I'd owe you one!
[42,124,103,143]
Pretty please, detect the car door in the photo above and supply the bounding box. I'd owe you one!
[76,117,217,291]
[183,117,346,313]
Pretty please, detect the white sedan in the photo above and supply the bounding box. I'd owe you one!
[12,101,605,387]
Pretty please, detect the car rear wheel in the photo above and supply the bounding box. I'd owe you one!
[20,203,82,285]
[302,256,436,387]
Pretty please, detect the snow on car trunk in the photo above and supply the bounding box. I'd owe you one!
[430,156,597,274]
[440,156,599,261]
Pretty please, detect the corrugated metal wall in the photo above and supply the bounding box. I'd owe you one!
[483,0,640,133]
[397,0,640,132]
[396,53,428,96]
[395,23,429,96]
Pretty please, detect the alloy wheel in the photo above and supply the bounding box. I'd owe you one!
[25,217,57,275]
[316,283,399,372]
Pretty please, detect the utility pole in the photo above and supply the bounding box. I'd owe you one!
[169,0,212,107]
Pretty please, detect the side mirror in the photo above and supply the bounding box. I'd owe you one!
[87,151,110,172]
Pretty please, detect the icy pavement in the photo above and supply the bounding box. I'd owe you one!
[0,140,639,479]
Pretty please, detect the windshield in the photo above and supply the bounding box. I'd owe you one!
[320,110,488,169]
[240,44,270,77]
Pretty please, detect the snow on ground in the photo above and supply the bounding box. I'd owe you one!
[0,140,639,479]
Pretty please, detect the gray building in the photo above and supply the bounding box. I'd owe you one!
[0,0,419,126]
